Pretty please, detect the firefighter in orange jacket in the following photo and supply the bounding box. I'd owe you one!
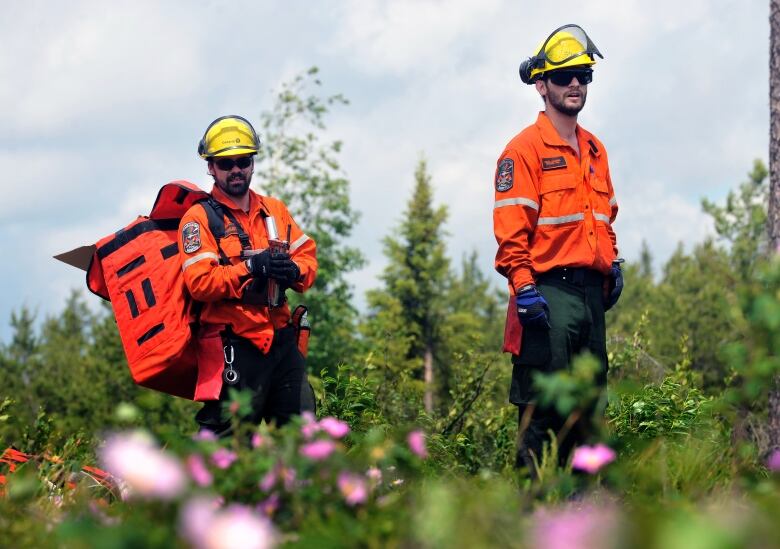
[180,115,317,435]
[493,25,623,475]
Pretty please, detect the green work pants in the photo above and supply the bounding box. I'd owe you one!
[509,268,608,475]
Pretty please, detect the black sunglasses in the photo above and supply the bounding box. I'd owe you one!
[546,69,593,86]
[214,156,253,171]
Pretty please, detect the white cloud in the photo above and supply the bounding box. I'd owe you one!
[0,150,87,222]
[331,0,502,75]
[0,1,206,136]
[614,178,715,267]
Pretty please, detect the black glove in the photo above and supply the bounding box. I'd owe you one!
[270,255,300,286]
[515,284,550,328]
[247,250,300,285]
[604,261,624,311]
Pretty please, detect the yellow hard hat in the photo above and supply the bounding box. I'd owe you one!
[198,115,260,159]
[519,24,603,84]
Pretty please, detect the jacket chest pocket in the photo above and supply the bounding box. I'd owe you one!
[539,172,579,216]
[590,175,612,216]
[219,234,247,262]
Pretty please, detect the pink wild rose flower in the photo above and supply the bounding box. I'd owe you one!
[99,432,187,500]
[193,429,218,442]
[338,472,368,506]
[259,469,277,492]
[531,502,621,549]
[301,411,321,439]
[768,449,780,472]
[571,444,616,474]
[251,433,267,449]
[319,417,350,438]
[211,448,238,470]
[407,430,428,458]
[186,454,213,487]
[180,499,277,549]
[299,440,337,461]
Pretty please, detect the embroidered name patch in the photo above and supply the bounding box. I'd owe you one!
[182,222,201,254]
[542,156,567,170]
[495,158,514,192]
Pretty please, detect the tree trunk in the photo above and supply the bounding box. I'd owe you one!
[424,346,434,414]
[768,0,780,452]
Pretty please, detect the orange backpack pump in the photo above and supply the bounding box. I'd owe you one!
[85,180,312,401]
[86,181,211,400]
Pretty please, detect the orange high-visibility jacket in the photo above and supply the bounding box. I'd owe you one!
[179,185,317,354]
[493,112,619,293]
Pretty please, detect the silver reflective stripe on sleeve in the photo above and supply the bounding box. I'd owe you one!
[537,213,585,225]
[182,252,219,271]
[290,234,310,252]
[594,213,611,224]
[609,196,617,206]
[494,197,540,211]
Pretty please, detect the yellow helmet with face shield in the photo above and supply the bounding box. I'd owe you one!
[519,24,603,84]
[198,115,260,159]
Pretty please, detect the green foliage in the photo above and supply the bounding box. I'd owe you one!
[255,66,365,375]
[363,158,450,380]
[436,352,516,472]
[0,293,197,446]
[722,257,780,405]
[617,431,738,506]
[609,338,714,439]
[318,363,383,430]
[362,158,504,418]
[534,354,607,417]
[608,160,769,390]
[702,159,768,279]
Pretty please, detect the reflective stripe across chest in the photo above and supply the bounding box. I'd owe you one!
[536,150,609,227]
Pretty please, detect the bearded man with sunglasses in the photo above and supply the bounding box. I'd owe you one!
[179,115,317,435]
[492,25,623,477]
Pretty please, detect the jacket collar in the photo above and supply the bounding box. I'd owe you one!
[210,184,269,216]
[534,111,568,148]
[534,111,601,158]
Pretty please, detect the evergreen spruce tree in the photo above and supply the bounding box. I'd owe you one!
[0,306,40,425]
[437,252,504,408]
[364,158,449,413]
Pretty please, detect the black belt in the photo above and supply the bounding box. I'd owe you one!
[537,267,604,287]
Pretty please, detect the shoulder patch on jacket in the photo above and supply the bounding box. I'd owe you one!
[542,156,566,170]
[182,221,201,254]
[495,158,514,192]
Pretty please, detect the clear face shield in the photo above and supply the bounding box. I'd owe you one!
[519,24,604,84]
[538,24,602,67]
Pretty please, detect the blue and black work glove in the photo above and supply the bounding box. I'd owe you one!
[247,250,300,285]
[604,260,624,311]
[515,284,550,329]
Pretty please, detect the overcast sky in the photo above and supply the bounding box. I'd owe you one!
[0,0,769,342]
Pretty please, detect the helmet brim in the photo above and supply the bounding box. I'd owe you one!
[202,146,259,159]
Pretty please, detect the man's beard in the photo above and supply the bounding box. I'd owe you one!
[219,173,251,196]
[547,87,587,116]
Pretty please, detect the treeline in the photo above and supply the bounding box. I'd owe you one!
[0,69,773,464]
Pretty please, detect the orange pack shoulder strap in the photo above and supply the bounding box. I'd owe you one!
[199,198,251,264]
